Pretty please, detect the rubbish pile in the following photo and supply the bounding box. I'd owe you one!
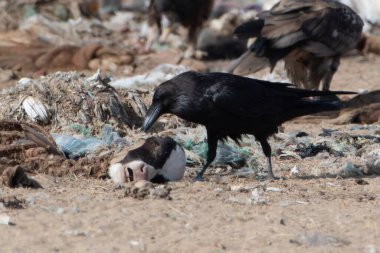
[0,0,379,189]
[0,71,147,134]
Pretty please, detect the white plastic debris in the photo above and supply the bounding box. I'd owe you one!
[363,149,380,174]
[86,69,101,83]
[129,239,145,251]
[343,162,363,177]
[279,151,302,160]
[0,214,11,225]
[22,96,49,123]
[230,184,254,192]
[366,245,379,253]
[250,188,266,205]
[266,187,282,192]
[260,71,291,83]
[110,64,189,89]
[17,78,35,88]
[290,165,300,176]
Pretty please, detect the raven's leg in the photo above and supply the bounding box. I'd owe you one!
[258,138,277,180]
[194,131,218,181]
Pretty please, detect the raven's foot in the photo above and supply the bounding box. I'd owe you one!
[267,173,281,181]
[193,175,206,182]
[193,170,207,182]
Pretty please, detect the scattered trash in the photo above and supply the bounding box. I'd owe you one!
[110,64,189,89]
[183,140,252,168]
[129,238,146,252]
[295,142,344,158]
[355,178,369,185]
[365,245,379,253]
[101,124,127,146]
[319,128,337,137]
[0,214,13,226]
[22,96,49,123]
[250,187,266,205]
[64,230,88,237]
[230,184,254,193]
[53,134,106,159]
[363,149,380,174]
[279,201,309,207]
[290,165,300,176]
[232,167,257,178]
[266,187,282,193]
[1,166,42,188]
[0,196,25,209]
[342,162,364,178]
[290,232,351,247]
[279,151,302,160]
[326,182,342,187]
[124,180,172,200]
[0,71,146,134]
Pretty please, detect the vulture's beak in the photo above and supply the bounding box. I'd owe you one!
[143,103,163,132]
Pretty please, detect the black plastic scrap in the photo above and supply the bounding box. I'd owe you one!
[295,142,344,158]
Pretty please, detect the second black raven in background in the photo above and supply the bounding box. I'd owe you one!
[146,0,214,56]
[143,71,355,181]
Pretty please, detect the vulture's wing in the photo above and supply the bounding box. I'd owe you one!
[300,2,364,56]
[229,0,363,74]
[261,0,363,53]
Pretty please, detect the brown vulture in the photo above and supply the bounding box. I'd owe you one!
[227,0,364,91]
[146,0,214,56]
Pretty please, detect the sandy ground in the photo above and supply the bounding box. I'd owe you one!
[0,55,380,253]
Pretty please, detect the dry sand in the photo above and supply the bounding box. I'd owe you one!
[0,55,379,253]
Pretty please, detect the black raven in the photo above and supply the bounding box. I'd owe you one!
[228,0,363,91]
[143,71,355,180]
[146,0,214,56]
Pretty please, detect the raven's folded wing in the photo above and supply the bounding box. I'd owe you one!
[208,82,285,118]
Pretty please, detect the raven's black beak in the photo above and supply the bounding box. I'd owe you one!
[143,103,163,132]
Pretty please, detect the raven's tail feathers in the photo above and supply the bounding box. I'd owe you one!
[280,99,345,123]
[288,89,357,98]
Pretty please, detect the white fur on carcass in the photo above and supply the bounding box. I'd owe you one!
[108,163,127,185]
[108,161,155,184]
[108,144,186,184]
[159,144,187,181]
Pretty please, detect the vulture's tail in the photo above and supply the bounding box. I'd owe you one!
[226,50,270,74]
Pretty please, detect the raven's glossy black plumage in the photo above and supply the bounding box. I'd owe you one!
[143,71,354,180]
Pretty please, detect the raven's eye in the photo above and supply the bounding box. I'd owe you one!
[154,92,164,102]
